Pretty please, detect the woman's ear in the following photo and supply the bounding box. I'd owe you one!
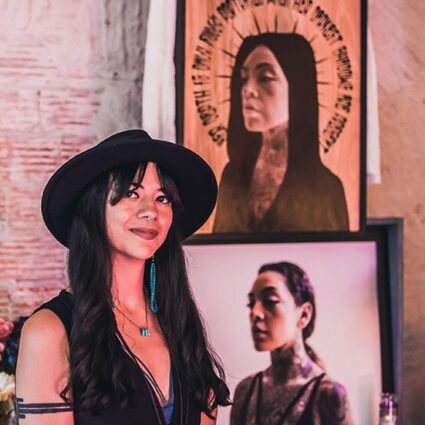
[298,302,313,329]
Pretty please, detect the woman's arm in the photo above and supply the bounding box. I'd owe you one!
[15,309,74,425]
[200,389,220,425]
[200,407,218,425]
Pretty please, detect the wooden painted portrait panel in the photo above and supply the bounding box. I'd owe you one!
[178,0,366,235]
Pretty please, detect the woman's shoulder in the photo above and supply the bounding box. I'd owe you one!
[31,289,73,338]
[314,375,351,423]
[217,162,241,187]
[18,291,72,377]
[233,371,262,400]
[17,306,70,380]
[230,372,262,424]
[22,304,68,344]
[316,165,345,189]
[16,296,72,415]
[316,374,348,396]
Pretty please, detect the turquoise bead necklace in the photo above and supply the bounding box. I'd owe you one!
[114,302,151,336]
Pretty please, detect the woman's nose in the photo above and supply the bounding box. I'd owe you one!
[136,197,157,222]
[250,300,264,321]
[242,77,258,98]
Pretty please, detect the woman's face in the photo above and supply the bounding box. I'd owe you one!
[105,162,173,263]
[240,45,289,133]
[248,271,304,352]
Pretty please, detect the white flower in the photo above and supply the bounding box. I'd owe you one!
[0,372,15,401]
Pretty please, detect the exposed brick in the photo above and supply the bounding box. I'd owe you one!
[0,0,149,318]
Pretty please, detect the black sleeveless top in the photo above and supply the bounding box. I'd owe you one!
[33,290,201,425]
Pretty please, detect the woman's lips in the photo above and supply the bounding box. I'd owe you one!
[252,326,268,340]
[130,228,159,240]
[243,104,261,117]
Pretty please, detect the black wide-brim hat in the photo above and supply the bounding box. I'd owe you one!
[41,129,217,246]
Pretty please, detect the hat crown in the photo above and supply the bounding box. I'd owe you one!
[98,129,153,148]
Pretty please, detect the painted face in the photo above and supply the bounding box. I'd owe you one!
[240,45,289,133]
[105,162,173,263]
[248,271,303,352]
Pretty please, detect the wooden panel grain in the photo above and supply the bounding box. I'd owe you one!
[183,0,363,233]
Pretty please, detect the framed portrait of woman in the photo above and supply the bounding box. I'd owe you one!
[176,0,367,237]
[183,219,402,425]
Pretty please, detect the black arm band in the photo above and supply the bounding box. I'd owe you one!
[16,397,73,419]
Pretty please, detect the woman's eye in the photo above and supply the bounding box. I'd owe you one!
[125,189,139,199]
[157,194,171,204]
[263,298,279,308]
[258,72,276,83]
[247,300,255,309]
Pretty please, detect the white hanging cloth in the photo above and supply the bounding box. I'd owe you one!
[142,0,177,142]
[366,26,381,184]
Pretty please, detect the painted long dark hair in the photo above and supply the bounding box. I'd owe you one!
[61,162,230,415]
[227,33,322,182]
[258,261,323,368]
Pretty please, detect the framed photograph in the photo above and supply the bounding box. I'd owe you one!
[176,0,367,236]
[183,220,402,424]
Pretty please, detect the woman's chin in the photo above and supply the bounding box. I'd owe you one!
[243,117,265,133]
[243,117,288,134]
[253,339,272,352]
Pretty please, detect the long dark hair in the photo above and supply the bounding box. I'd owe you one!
[62,162,230,415]
[227,33,322,182]
[258,261,323,368]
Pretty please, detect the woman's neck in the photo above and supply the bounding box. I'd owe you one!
[269,338,313,383]
[261,121,289,150]
[247,121,289,226]
[111,255,147,311]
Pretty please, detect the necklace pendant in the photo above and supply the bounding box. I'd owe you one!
[140,327,150,337]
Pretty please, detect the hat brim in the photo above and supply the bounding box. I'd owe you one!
[42,137,217,246]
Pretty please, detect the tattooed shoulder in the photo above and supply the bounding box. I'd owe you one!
[237,372,261,396]
[234,374,257,404]
[230,373,260,424]
[316,379,352,425]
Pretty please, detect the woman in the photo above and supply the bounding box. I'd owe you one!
[213,33,349,233]
[16,129,230,424]
[231,261,352,425]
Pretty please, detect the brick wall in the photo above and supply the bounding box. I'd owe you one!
[0,0,149,319]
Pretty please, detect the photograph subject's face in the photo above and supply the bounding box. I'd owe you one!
[248,271,301,351]
[240,45,289,133]
[105,162,173,263]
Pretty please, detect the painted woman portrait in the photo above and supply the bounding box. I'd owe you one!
[231,261,352,424]
[213,33,349,233]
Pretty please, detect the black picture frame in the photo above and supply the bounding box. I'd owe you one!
[175,0,367,238]
[367,218,403,403]
[183,218,403,424]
